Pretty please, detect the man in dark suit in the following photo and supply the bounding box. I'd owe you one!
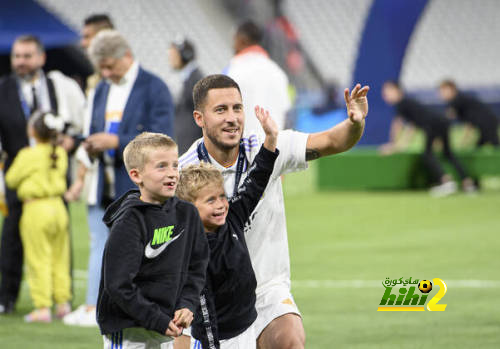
[0,35,61,314]
[168,38,203,154]
[62,30,174,326]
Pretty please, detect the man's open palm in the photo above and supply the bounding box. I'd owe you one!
[344,84,370,124]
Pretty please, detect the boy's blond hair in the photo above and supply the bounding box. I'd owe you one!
[177,162,224,203]
[123,132,177,171]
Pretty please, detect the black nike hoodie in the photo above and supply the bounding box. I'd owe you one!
[97,192,209,335]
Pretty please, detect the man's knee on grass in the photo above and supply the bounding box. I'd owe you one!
[257,314,305,349]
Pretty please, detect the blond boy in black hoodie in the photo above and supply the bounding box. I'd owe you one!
[97,133,209,348]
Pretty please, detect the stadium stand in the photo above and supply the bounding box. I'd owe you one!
[401,0,500,90]
[37,0,234,90]
[283,0,372,88]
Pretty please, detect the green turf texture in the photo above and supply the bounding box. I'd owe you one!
[0,163,499,348]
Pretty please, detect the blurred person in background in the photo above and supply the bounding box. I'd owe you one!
[312,81,341,116]
[226,20,291,137]
[80,13,115,92]
[0,35,84,315]
[63,29,174,326]
[61,13,114,327]
[380,80,476,197]
[439,80,499,148]
[167,37,203,154]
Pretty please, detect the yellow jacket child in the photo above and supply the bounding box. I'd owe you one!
[5,112,71,323]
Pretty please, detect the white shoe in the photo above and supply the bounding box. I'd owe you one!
[463,183,478,195]
[430,181,457,198]
[62,305,97,327]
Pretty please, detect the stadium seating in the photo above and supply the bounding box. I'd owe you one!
[284,0,372,88]
[37,0,234,90]
[401,0,500,89]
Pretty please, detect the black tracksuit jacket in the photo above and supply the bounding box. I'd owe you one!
[97,192,209,335]
[192,146,279,349]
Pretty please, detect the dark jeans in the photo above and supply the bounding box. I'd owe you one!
[422,123,468,184]
[0,189,23,306]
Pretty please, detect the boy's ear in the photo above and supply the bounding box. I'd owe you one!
[129,168,142,186]
[193,110,204,128]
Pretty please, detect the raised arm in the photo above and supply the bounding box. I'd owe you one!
[228,106,279,228]
[305,84,369,160]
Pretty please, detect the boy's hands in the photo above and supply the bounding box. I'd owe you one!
[254,106,278,152]
[165,308,193,338]
[173,308,194,330]
[165,320,183,337]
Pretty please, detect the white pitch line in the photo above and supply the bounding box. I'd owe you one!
[71,270,500,289]
[292,280,500,288]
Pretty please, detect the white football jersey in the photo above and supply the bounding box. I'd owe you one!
[179,130,308,293]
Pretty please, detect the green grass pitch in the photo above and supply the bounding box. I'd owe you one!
[0,163,499,348]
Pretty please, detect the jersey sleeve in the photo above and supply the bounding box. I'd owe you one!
[102,211,172,334]
[272,129,309,177]
[228,145,279,230]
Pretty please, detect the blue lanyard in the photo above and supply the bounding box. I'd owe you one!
[16,82,31,119]
[197,141,247,199]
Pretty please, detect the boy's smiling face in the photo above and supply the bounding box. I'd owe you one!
[130,147,179,204]
[193,183,229,232]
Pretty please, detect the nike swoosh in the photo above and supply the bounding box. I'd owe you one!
[144,229,184,259]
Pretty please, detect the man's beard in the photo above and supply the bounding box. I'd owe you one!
[205,126,242,151]
[15,67,40,81]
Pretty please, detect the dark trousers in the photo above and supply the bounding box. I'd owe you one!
[477,125,499,147]
[422,123,468,184]
[0,188,23,306]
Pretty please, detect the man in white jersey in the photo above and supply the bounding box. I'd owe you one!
[178,75,369,349]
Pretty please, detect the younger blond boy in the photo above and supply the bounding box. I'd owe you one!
[97,132,209,348]
[176,108,279,348]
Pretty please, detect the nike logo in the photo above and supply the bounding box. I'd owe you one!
[144,229,184,259]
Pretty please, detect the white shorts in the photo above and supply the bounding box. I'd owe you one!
[253,285,301,338]
[184,285,301,345]
[103,327,173,349]
[191,323,256,349]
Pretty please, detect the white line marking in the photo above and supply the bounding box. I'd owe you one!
[292,280,500,288]
[71,270,500,289]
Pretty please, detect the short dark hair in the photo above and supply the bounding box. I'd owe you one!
[84,14,114,29]
[236,20,263,45]
[13,35,44,53]
[440,79,457,90]
[192,74,241,111]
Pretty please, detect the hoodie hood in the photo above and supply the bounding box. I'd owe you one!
[102,189,178,227]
